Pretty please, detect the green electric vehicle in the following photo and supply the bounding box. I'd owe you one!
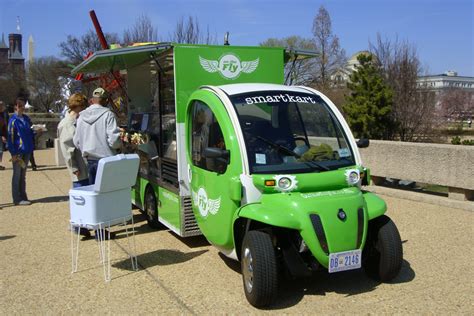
[73,43,403,307]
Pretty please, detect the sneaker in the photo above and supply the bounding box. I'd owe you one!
[16,200,32,206]
[94,229,116,241]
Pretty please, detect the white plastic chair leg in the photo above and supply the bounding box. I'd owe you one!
[70,223,81,273]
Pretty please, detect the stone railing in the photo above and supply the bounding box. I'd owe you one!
[29,113,61,149]
[359,140,474,201]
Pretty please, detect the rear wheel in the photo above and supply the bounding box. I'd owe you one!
[145,187,160,229]
[363,215,403,281]
[241,230,278,308]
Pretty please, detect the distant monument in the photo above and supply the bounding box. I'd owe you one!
[28,35,34,65]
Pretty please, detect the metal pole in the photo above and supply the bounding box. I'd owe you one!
[89,10,109,50]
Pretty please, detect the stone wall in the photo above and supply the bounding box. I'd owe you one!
[29,113,60,149]
[359,140,474,201]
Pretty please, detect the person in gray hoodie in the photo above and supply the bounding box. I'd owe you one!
[73,87,121,185]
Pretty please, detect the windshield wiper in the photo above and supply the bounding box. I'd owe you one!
[303,160,330,171]
[256,136,300,157]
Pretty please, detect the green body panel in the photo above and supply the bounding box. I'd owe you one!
[238,186,372,268]
[158,187,181,230]
[174,45,284,123]
[131,177,150,207]
[252,166,363,193]
[235,169,385,268]
[186,90,245,248]
[363,191,387,220]
[132,176,182,232]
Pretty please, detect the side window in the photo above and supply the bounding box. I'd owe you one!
[191,101,227,173]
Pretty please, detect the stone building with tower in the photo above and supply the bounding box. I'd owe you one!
[0,32,25,82]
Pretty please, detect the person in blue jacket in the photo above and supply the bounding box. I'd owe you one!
[7,97,34,205]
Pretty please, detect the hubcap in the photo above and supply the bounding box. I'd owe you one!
[242,247,254,293]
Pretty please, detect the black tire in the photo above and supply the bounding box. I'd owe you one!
[363,215,403,282]
[241,230,278,308]
[145,187,161,229]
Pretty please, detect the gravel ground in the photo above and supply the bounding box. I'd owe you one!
[1,149,473,314]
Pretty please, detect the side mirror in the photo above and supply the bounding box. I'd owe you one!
[203,147,230,159]
[356,138,370,148]
[203,147,230,174]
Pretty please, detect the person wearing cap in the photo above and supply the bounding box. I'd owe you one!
[7,97,34,205]
[73,87,121,185]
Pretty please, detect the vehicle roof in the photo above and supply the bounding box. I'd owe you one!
[212,83,312,96]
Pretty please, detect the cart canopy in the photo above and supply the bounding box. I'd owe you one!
[71,43,172,74]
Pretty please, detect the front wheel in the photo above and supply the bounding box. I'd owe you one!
[241,230,278,308]
[363,215,403,282]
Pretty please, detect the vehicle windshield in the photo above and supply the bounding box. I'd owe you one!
[230,91,355,174]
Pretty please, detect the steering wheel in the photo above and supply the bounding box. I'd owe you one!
[294,136,310,147]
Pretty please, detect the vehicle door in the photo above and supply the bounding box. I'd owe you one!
[186,95,242,248]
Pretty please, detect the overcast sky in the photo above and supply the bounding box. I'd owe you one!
[1,0,472,76]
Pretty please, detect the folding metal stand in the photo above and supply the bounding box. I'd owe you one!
[70,215,138,282]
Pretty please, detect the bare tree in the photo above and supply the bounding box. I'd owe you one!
[261,36,317,85]
[170,16,216,44]
[123,14,158,44]
[27,57,70,112]
[59,29,120,64]
[312,6,346,89]
[370,34,436,141]
[0,78,25,107]
[439,88,474,124]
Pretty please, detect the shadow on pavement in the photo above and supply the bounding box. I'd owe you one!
[113,212,169,238]
[219,252,241,274]
[33,165,67,171]
[266,259,415,310]
[113,249,208,270]
[32,195,69,203]
[171,232,210,248]
[0,235,16,241]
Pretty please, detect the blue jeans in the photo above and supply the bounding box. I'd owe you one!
[87,159,99,185]
[12,153,31,204]
[73,178,90,188]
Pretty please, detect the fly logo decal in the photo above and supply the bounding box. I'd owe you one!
[192,187,221,217]
[199,54,259,80]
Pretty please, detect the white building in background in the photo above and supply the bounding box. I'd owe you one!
[331,51,376,85]
[417,71,474,93]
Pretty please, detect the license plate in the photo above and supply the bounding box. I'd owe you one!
[328,249,362,273]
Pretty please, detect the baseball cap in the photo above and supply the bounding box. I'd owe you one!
[92,87,108,98]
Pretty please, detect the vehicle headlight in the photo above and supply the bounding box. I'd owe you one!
[346,169,360,186]
[278,177,292,190]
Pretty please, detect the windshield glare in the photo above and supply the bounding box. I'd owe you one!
[230,91,355,174]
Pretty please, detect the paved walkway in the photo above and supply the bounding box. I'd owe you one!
[0,149,472,314]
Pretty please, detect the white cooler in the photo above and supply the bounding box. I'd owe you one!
[69,154,140,227]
